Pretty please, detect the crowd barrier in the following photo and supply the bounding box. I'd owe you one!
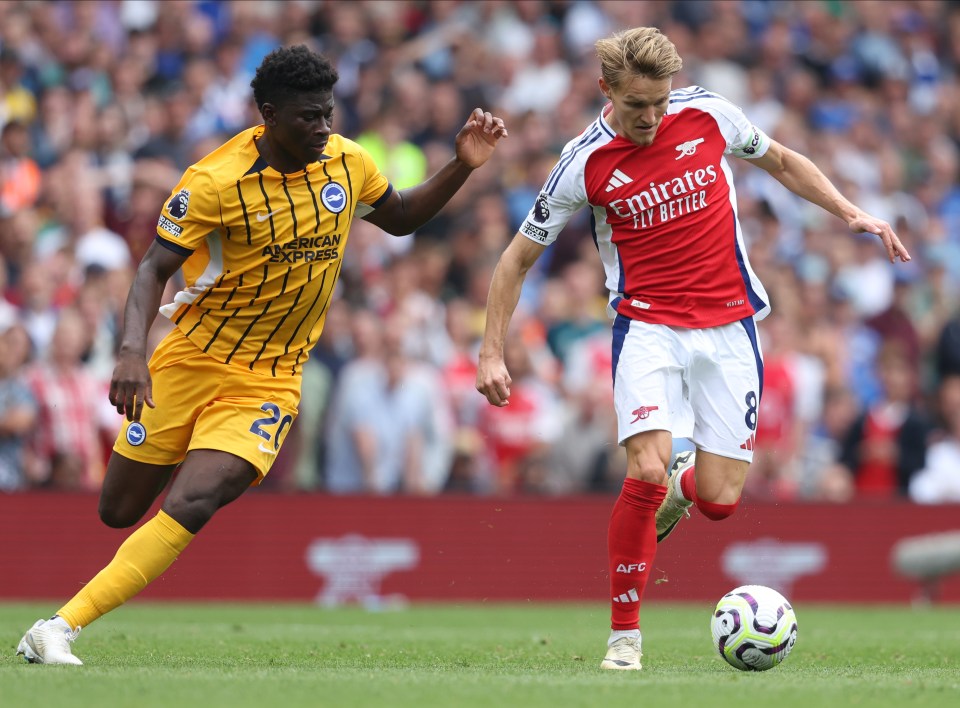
[1,493,958,604]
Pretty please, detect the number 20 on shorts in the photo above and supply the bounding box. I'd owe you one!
[249,402,293,453]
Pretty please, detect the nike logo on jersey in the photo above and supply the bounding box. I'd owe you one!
[256,209,280,222]
[675,138,705,159]
[258,443,277,456]
[605,169,634,192]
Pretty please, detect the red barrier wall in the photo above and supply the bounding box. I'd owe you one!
[1,493,958,604]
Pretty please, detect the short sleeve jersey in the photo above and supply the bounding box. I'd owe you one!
[155,127,392,377]
[518,86,772,328]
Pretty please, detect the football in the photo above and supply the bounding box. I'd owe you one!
[710,584,798,671]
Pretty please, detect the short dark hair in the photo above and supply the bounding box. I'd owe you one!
[250,45,339,110]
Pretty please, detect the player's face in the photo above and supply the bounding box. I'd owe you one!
[264,90,335,169]
[601,75,672,147]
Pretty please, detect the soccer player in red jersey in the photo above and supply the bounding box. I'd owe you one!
[475,26,910,671]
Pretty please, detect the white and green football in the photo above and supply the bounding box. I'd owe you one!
[710,584,798,671]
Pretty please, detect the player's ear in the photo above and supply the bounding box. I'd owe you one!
[261,103,277,127]
[598,77,611,100]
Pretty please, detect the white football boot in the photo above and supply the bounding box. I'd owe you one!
[600,635,642,671]
[655,451,695,543]
[16,617,83,665]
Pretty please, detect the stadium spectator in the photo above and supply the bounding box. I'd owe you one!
[72,265,123,384]
[864,268,923,371]
[911,243,959,372]
[499,23,572,117]
[0,322,37,492]
[746,312,807,501]
[15,43,506,666]
[193,37,257,139]
[819,279,885,409]
[0,251,19,330]
[90,103,137,216]
[320,305,380,492]
[836,340,933,499]
[935,313,960,381]
[474,25,911,674]
[910,374,960,503]
[325,310,454,495]
[553,328,621,495]
[132,86,199,170]
[42,176,133,275]
[799,384,862,502]
[356,113,427,190]
[27,85,75,169]
[370,251,452,367]
[544,258,608,365]
[109,158,185,263]
[439,296,487,489]
[23,307,116,491]
[0,120,41,213]
[834,232,897,320]
[476,326,564,494]
[0,46,36,127]
[0,206,37,289]
[11,258,63,361]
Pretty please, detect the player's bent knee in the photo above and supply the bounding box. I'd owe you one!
[626,463,669,485]
[624,452,672,485]
[696,498,740,521]
[98,503,144,529]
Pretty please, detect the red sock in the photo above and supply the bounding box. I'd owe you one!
[679,464,698,502]
[608,478,666,630]
[679,466,739,520]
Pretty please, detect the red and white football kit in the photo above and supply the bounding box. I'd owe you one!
[519,86,771,461]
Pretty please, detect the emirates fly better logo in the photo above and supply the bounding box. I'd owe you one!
[608,163,717,229]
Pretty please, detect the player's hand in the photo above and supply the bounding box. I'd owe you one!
[109,351,155,422]
[455,108,508,169]
[476,355,512,407]
[849,214,911,263]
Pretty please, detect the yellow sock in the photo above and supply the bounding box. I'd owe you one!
[57,510,194,629]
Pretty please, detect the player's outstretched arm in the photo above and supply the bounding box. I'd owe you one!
[750,141,911,264]
[476,234,545,408]
[362,108,507,236]
[110,241,188,422]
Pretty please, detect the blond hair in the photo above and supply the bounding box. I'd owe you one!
[595,27,682,88]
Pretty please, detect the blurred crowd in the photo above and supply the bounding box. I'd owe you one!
[1,0,960,503]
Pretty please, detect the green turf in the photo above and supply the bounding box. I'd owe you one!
[1,602,958,707]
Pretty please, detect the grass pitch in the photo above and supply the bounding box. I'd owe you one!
[1,602,957,708]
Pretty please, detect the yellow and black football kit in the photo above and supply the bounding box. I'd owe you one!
[114,126,392,478]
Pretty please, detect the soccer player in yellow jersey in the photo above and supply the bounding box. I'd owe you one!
[17,44,507,665]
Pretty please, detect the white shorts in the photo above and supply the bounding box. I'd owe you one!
[611,316,763,462]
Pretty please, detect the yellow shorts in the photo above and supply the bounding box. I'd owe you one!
[113,327,301,481]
